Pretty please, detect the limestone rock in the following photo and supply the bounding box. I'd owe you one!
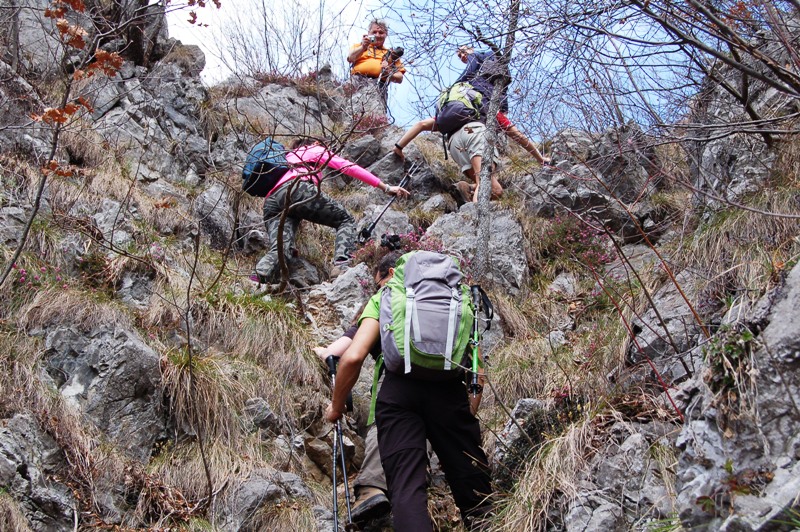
[426,203,528,294]
[42,325,165,462]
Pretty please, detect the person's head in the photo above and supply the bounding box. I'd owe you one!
[368,19,389,47]
[457,45,474,64]
[373,250,403,288]
[291,137,324,150]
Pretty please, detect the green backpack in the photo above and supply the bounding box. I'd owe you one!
[378,251,475,380]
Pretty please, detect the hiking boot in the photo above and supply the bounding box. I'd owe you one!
[350,487,390,523]
[451,180,473,206]
[330,258,351,278]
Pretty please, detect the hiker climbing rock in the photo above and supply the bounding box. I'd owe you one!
[252,138,409,284]
[393,45,550,203]
[325,251,493,531]
[312,251,404,524]
[455,45,550,165]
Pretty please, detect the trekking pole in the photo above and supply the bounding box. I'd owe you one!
[469,285,483,396]
[326,356,356,531]
[469,285,494,396]
[357,161,419,244]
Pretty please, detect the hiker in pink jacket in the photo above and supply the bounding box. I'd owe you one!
[254,139,409,283]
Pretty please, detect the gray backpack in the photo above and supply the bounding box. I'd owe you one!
[379,251,475,380]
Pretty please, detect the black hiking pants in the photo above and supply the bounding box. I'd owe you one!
[375,371,492,531]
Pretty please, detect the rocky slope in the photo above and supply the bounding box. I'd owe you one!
[0,1,798,531]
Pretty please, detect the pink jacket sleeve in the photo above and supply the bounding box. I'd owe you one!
[288,145,382,188]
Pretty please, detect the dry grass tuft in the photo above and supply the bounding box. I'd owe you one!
[161,348,256,443]
[678,186,800,312]
[489,419,593,531]
[60,124,114,169]
[238,497,320,531]
[17,286,131,332]
[0,328,139,526]
[189,290,325,391]
[295,221,337,271]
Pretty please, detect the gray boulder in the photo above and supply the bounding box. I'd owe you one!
[341,133,384,167]
[196,181,235,249]
[368,154,446,199]
[356,206,413,243]
[426,203,528,294]
[41,325,164,462]
[226,83,336,138]
[0,206,27,246]
[0,415,75,531]
[215,469,312,531]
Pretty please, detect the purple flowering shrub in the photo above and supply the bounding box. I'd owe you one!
[542,214,616,270]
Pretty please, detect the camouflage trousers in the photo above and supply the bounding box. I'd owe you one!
[255,179,355,282]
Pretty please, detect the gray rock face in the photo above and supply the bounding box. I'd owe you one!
[92,199,136,249]
[628,269,704,374]
[225,83,337,138]
[42,325,165,461]
[0,61,55,158]
[674,261,800,529]
[215,469,312,531]
[691,133,774,210]
[556,419,681,531]
[426,203,528,294]
[0,0,64,77]
[420,193,458,214]
[245,397,283,435]
[687,35,793,209]
[522,124,664,243]
[302,263,375,344]
[86,61,209,185]
[0,415,75,531]
[116,270,154,309]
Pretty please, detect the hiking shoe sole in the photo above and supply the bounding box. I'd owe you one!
[350,492,391,523]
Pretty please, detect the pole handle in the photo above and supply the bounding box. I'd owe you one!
[325,355,339,378]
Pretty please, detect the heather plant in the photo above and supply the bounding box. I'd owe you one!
[11,262,70,293]
[541,214,616,271]
[350,113,390,136]
[351,228,447,273]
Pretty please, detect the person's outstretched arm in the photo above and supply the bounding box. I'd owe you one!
[504,125,550,164]
[393,117,437,159]
[294,145,408,196]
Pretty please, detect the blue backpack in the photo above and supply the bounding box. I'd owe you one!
[242,138,291,197]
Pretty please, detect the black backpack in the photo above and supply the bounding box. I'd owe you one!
[434,82,485,136]
[242,138,291,197]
